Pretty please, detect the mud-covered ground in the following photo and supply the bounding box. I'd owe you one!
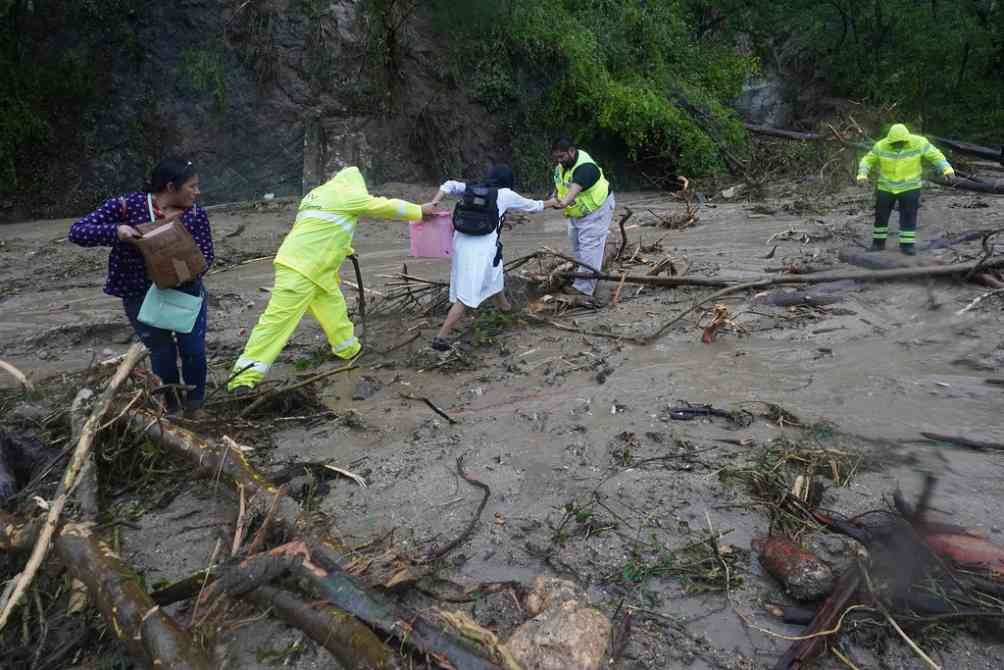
[2,182,1003,669]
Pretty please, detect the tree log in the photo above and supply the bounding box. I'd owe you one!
[53,522,211,669]
[246,585,401,670]
[643,256,1004,344]
[929,136,1004,163]
[553,271,728,288]
[937,175,1004,194]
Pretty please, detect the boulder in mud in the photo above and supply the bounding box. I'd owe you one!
[753,535,835,601]
[505,577,611,670]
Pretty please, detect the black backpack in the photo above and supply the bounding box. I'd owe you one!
[452,184,503,236]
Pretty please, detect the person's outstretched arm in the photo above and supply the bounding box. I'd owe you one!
[431,180,466,206]
[363,196,438,221]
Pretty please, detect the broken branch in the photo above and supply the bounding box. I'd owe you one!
[0,343,146,631]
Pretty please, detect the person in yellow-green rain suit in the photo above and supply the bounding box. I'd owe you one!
[857,123,954,255]
[228,167,438,392]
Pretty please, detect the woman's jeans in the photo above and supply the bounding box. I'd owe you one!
[123,282,208,410]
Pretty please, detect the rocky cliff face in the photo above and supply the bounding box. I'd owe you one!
[2,0,500,219]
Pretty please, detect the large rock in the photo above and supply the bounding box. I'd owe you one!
[504,577,611,670]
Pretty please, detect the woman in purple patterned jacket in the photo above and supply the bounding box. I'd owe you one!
[69,158,214,416]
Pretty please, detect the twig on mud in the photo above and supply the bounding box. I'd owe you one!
[322,464,368,488]
[240,363,357,417]
[399,392,458,425]
[860,566,942,670]
[348,254,367,346]
[616,209,635,260]
[956,288,1004,315]
[373,333,421,355]
[245,486,285,557]
[232,485,249,555]
[522,313,645,343]
[0,359,35,392]
[414,456,490,565]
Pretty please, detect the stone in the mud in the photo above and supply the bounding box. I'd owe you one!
[752,535,835,602]
[352,376,382,400]
[505,577,611,670]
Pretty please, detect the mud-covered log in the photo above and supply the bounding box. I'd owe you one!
[645,256,1004,344]
[54,522,210,669]
[247,585,401,670]
[299,544,501,670]
[744,124,828,142]
[930,136,1004,162]
[555,270,729,288]
[939,175,1004,194]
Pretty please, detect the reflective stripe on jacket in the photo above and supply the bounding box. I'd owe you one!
[275,167,422,293]
[553,149,610,218]
[858,131,954,194]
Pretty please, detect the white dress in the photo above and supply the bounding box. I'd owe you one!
[439,181,544,307]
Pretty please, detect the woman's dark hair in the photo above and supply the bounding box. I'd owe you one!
[146,157,196,193]
[485,163,515,189]
[551,136,576,151]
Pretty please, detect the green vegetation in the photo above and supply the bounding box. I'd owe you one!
[703,0,1004,140]
[430,0,756,188]
[179,49,228,110]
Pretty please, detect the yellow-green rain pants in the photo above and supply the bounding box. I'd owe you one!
[227,263,360,390]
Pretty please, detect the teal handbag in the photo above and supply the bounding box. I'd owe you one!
[137,285,204,334]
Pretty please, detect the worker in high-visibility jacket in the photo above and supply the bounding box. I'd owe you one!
[857,123,955,255]
[550,137,614,297]
[228,167,437,392]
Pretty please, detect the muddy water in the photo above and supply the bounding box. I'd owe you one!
[3,187,1004,667]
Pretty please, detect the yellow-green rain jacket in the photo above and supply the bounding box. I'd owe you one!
[274,167,422,293]
[553,149,610,218]
[858,124,954,194]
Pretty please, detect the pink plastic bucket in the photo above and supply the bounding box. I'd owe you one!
[409,212,453,258]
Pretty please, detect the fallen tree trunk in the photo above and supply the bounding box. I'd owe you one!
[930,136,1003,163]
[938,175,1004,195]
[642,256,1004,344]
[744,124,827,142]
[54,522,211,669]
[246,585,401,670]
[125,412,500,669]
[554,271,729,288]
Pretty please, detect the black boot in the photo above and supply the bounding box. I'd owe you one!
[870,239,886,252]
[900,244,916,256]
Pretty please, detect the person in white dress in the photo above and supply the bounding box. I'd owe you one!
[428,164,557,350]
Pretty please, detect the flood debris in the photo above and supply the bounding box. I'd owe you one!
[763,476,1004,669]
[752,535,835,602]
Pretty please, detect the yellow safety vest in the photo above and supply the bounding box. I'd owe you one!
[553,149,610,218]
[858,125,954,194]
[275,167,422,293]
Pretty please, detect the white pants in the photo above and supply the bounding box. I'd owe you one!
[567,193,615,295]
